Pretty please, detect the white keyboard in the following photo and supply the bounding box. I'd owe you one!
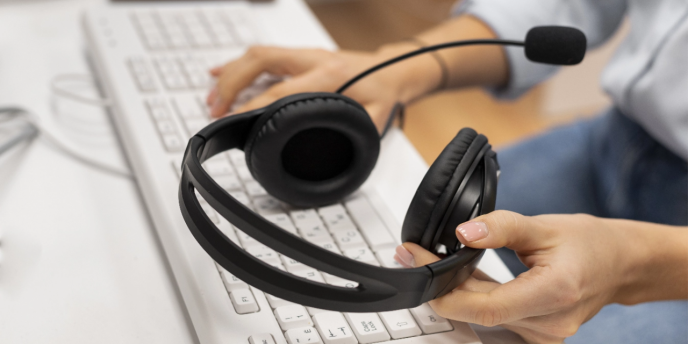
[83,1,482,343]
[194,150,457,344]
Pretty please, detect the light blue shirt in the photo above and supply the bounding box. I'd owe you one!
[455,0,688,161]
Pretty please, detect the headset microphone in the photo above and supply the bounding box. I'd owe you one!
[337,26,587,93]
[525,26,587,65]
[179,26,587,312]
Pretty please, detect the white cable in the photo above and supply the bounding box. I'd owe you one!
[50,74,113,107]
[0,107,133,179]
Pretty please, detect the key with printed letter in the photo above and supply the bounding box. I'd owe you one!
[344,313,390,344]
[285,327,323,344]
[230,289,259,314]
[313,312,357,344]
[274,305,313,330]
[249,333,276,344]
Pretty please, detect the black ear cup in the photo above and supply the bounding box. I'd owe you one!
[243,93,380,207]
[401,128,494,253]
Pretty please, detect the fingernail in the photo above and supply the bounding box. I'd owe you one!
[394,245,415,268]
[456,222,489,242]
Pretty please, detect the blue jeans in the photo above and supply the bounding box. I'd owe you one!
[494,108,688,343]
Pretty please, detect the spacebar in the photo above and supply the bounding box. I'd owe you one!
[344,195,396,251]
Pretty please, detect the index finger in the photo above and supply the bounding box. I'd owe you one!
[429,266,574,327]
[210,46,329,117]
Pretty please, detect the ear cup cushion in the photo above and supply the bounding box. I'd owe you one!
[244,93,379,207]
[401,128,488,250]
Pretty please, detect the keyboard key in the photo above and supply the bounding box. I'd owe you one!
[322,273,358,289]
[268,262,286,271]
[214,174,242,191]
[227,149,246,166]
[285,327,323,344]
[172,96,205,119]
[319,208,356,232]
[230,289,259,314]
[246,245,280,265]
[307,307,337,316]
[298,223,332,244]
[253,195,284,214]
[290,209,323,227]
[236,165,255,181]
[344,313,391,344]
[162,134,183,151]
[203,158,233,176]
[146,101,172,120]
[375,248,403,269]
[378,310,421,339]
[245,180,268,197]
[274,305,313,330]
[184,117,210,135]
[237,230,262,248]
[216,218,240,245]
[229,190,251,207]
[292,268,325,283]
[155,119,176,134]
[343,247,380,266]
[317,204,347,216]
[128,58,157,92]
[264,213,297,234]
[200,203,220,224]
[249,333,276,344]
[410,303,454,334]
[265,293,295,309]
[316,241,342,255]
[219,268,248,291]
[313,312,357,344]
[345,196,396,251]
[332,229,366,250]
[282,256,308,272]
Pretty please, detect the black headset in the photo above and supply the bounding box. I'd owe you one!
[179,26,586,312]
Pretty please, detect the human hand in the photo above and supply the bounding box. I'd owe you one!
[206,44,441,131]
[394,211,649,344]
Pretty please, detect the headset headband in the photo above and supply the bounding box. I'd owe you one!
[179,111,485,312]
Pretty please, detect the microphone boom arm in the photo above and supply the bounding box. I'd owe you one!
[336,39,525,94]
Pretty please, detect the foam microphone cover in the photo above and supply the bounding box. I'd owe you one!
[525,26,587,65]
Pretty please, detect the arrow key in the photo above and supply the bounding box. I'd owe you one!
[378,309,421,339]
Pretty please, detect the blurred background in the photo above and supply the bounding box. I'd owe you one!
[306,0,628,163]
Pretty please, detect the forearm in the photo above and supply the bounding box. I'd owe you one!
[373,15,509,102]
[611,218,688,305]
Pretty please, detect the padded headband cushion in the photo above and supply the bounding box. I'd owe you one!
[244,93,380,208]
[401,128,486,250]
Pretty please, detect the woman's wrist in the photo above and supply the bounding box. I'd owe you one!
[373,41,444,103]
[609,219,688,305]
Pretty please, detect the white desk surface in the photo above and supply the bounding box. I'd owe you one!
[0,1,523,343]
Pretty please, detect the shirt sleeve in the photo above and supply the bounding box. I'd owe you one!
[453,0,627,99]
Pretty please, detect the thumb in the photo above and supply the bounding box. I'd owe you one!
[456,210,555,252]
